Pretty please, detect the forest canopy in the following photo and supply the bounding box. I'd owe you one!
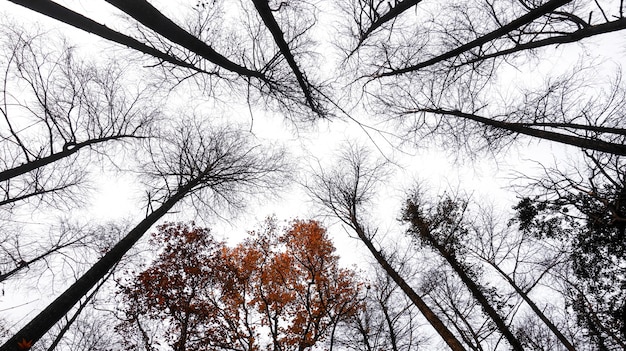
[0,0,624,350]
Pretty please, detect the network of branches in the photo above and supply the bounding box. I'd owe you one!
[0,0,624,350]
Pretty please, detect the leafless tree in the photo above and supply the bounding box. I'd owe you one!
[7,0,328,121]
[0,220,96,284]
[0,118,289,351]
[335,0,626,156]
[0,24,157,209]
[306,143,467,351]
[3,1,625,350]
[339,256,427,351]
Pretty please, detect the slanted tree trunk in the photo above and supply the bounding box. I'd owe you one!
[403,201,524,351]
[486,261,576,351]
[0,179,197,351]
[420,108,626,156]
[347,216,467,351]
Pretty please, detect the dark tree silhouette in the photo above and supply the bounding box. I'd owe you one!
[402,194,524,351]
[0,121,288,351]
[307,144,467,351]
[0,25,156,208]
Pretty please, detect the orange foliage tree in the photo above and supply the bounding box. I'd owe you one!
[116,220,364,351]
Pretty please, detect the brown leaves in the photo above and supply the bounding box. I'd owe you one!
[117,220,364,350]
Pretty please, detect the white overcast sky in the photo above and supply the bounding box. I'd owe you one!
[1,0,625,333]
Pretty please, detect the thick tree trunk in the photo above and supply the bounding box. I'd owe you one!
[104,0,264,80]
[251,0,319,114]
[377,0,571,76]
[462,18,626,65]
[0,136,138,182]
[6,0,208,74]
[356,0,425,48]
[0,180,197,351]
[423,108,626,156]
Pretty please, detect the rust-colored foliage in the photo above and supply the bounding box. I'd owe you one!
[117,220,363,351]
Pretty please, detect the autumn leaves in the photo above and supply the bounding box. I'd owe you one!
[117,220,363,351]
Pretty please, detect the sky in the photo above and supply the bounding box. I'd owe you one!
[1,0,624,344]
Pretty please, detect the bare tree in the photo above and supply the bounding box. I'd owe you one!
[339,254,427,351]
[0,220,98,284]
[3,1,625,350]
[0,119,289,351]
[0,24,157,209]
[339,0,625,75]
[306,143,467,351]
[402,193,524,351]
[7,0,328,121]
[335,0,626,156]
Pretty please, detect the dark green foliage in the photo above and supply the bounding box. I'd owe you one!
[403,194,522,350]
[511,186,626,349]
[510,196,578,239]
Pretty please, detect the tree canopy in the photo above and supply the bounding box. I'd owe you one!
[117,220,364,351]
[0,0,625,350]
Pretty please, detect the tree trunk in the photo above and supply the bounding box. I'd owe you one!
[488,262,576,351]
[348,216,467,351]
[377,0,571,76]
[0,180,198,351]
[423,108,626,156]
[409,218,525,351]
[6,0,207,74]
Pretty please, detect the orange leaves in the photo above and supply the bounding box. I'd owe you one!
[236,218,365,350]
[118,220,364,351]
[16,338,32,350]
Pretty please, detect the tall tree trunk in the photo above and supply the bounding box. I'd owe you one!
[0,136,138,182]
[0,180,199,351]
[377,0,571,76]
[487,261,576,351]
[104,0,264,79]
[7,0,208,74]
[422,108,626,156]
[251,0,319,114]
[406,211,525,351]
[347,215,467,351]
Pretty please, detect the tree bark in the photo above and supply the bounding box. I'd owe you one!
[406,211,525,351]
[0,136,140,183]
[422,108,626,156]
[0,179,199,351]
[461,18,626,66]
[6,0,209,74]
[250,0,320,115]
[377,0,572,76]
[347,215,468,351]
[104,0,264,80]
[488,262,576,351]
